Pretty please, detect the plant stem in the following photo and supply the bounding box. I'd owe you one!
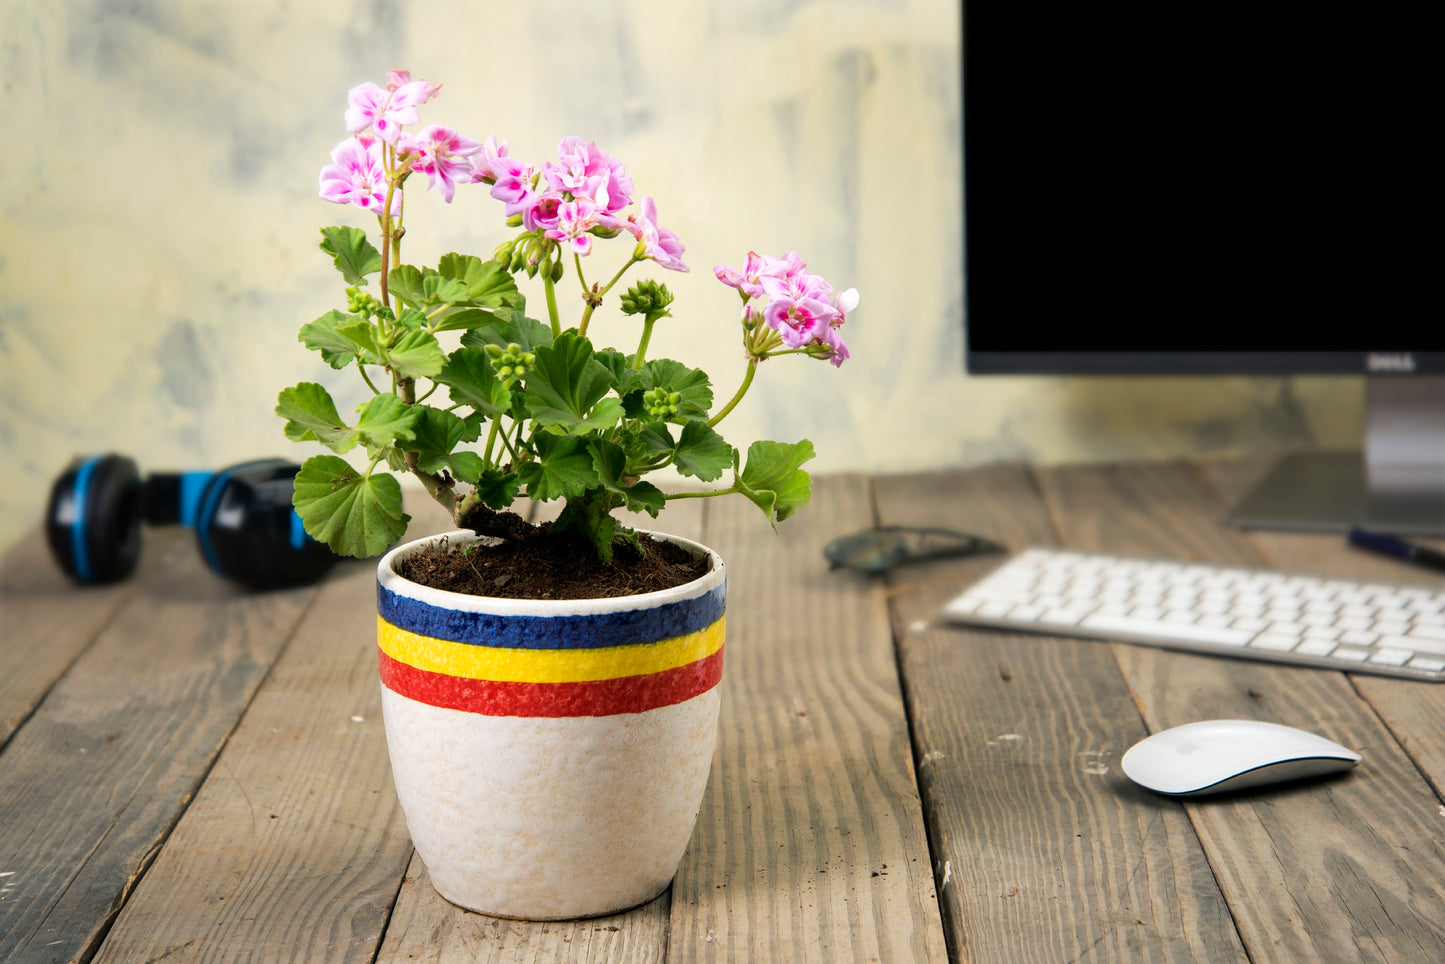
[542,263,561,337]
[707,357,758,428]
[356,358,381,395]
[632,316,657,369]
[665,485,740,501]
[578,255,640,339]
[483,415,501,464]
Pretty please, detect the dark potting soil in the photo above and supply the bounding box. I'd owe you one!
[394,520,711,600]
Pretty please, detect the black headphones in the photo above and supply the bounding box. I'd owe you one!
[45,454,336,590]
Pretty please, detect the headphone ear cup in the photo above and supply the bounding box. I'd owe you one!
[193,459,335,589]
[45,455,142,584]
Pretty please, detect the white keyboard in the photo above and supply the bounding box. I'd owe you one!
[943,548,1445,682]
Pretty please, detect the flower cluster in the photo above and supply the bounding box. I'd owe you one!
[288,71,856,564]
[321,71,687,272]
[715,252,856,367]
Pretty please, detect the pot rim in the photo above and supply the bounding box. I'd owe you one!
[377,528,725,618]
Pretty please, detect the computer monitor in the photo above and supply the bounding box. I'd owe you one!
[962,1,1445,535]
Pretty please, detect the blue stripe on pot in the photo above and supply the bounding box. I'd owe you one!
[376,579,727,650]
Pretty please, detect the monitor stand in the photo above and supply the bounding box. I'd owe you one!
[1225,376,1445,536]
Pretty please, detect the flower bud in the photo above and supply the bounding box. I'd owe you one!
[619,279,674,317]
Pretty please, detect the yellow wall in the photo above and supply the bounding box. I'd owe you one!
[0,0,1359,548]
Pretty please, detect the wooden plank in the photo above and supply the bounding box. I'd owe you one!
[0,530,319,962]
[1202,458,1445,797]
[375,497,702,964]
[666,474,947,962]
[875,465,1244,963]
[0,526,184,747]
[88,497,454,963]
[1039,461,1445,961]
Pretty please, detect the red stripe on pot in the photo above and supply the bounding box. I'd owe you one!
[378,645,724,717]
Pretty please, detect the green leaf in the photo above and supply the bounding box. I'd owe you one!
[394,307,428,331]
[595,348,645,397]
[642,359,713,421]
[431,307,509,332]
[590,439,665,518]
[386,264,432,309]
[336,319,382,358]
[437,252,523,308]
[735,439,816,530]
[299,310,372,369]
[524,332,622,434]
[276,382,358,453]
[473,467,521,510]
[409,406,483,482]
[385,329,446,379]
[353,393,419,449]
[672,419,733,482]
[441,347,512,416]
[460,310,553,354]
[320,226,382,285]
[292,455,408,558]
[517,433,598,501]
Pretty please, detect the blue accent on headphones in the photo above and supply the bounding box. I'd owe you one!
[70,455,101,584]
[290,510,308,551]
[195,461,265,575]
[178,471,213,528]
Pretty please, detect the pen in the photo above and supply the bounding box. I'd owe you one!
[1346,527,1445,575]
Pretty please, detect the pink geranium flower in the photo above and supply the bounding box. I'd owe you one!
[714,251,806,299]
[404,125,482,202]
[488,156,536,214]
[522,192,564,233]
[544,137,634,216]
[469,134,511,185]
[628,196,689,272]
[546,198,603,255]
[764,296,838,348]
[318,135,398,215]
[386,70,441,102]
[345,77,435,144]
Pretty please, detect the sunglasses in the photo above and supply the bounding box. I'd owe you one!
[823,526,1006,574]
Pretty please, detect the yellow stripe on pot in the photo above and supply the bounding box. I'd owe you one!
[376,615,725,684]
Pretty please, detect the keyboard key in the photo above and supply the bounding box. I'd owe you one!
[1410,656,1445,673]
[1080,614,1255,648]
[1382,634,1445,657]
[1252,634,1300,652]
[1334,647,1372,662]
[1407,622,1445,642]
[1296,639,1338,658]
[1039,608,1086,627]
[1369,648,1413,666]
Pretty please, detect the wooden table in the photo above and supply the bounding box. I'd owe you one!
[2,461,1443,963]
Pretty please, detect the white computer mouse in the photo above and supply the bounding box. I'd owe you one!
[1121,719,1361,796]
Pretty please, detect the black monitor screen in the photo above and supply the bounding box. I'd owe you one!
[963,1,1445,374]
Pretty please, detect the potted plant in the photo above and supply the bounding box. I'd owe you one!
[279,70,856,920]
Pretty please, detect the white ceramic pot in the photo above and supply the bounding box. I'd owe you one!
[375,529,725,920]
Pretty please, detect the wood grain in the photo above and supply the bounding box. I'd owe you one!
[0,526,183,747]
[374,497,703,964]
[876,466,1245,963]
[1040,461,1445,962]
[667,474,947,963]
[89,498,455,963]
[0,530,318,962]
